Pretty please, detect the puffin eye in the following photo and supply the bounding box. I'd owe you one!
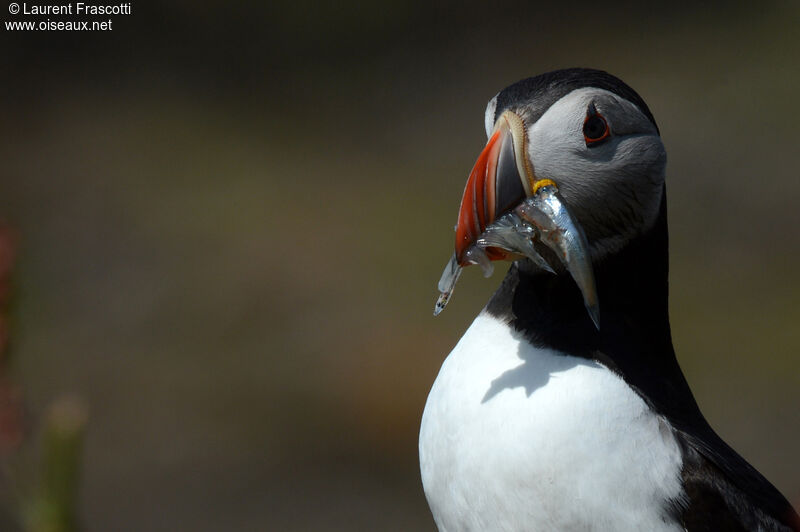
[583,106,610,146]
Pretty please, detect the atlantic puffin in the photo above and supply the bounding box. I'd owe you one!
[419,68,800,531]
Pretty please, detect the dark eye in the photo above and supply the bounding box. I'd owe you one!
[583,109,610,146]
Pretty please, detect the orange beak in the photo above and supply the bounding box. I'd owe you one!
[454,111,534,266]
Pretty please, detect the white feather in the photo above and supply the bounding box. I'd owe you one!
[485,94,499,138]
[419,313,686,532]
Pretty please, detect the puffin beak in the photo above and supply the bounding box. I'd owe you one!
[454,111,532,267]
[437,110,600,328]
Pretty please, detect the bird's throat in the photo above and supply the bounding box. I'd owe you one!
[486,188,673,363]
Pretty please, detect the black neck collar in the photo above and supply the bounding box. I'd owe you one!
[485,188,701,422]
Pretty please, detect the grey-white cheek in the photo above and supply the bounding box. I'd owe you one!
[584,140,666,258]
[531,136,667,260]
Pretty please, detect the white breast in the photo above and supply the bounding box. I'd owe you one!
[419,313,686,532]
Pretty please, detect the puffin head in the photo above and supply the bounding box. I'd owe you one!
[436,68,666,323]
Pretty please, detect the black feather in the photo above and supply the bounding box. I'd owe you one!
[493,67,659,134]
[486,188,799,530]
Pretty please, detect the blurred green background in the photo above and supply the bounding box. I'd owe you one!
[1,2,799,530]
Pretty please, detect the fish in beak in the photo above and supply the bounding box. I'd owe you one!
[434,110,600,329]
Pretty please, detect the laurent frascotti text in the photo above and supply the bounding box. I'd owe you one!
[21,3,131,15]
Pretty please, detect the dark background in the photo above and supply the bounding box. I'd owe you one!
[1,2,799,530]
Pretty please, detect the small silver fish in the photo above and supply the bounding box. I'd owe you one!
[434,184,599,329]
[517,185,599,329]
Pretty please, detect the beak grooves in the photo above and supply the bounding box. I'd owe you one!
[455,111,533,266]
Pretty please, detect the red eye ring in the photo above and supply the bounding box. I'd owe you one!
[583,111,610,146]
